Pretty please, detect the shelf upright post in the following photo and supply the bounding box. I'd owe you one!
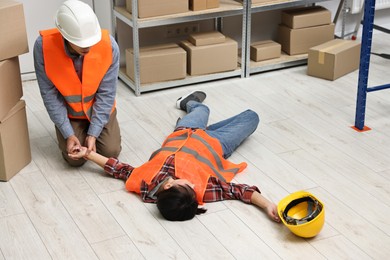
[244,0,252,78]
[110,0,117,39]
[241,0,250,78]
[132,0,141,96]
[354,0,376,130]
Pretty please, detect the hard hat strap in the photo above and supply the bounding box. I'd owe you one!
[283,196,322,225]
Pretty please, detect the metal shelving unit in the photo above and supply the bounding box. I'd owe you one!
[112,0,247,96]
[112,0,331,95]
[244,0,329,77]
[353,0,390,130]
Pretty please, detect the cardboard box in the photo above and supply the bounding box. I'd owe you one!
[190,0,206,11]
[0,0,29,61]
[0,100,31,181]
[281,6,332,29]
[126,0,189,18]
[238,0,274,5]
[188,31,226,46]
[308,39,361,80]
[207,0,219,9]
[250,40,281,62]
[278,23,335,55]
[0,57,23,120]
[180,37,238,76]
[190,0,219,11]
[126,43,186,84]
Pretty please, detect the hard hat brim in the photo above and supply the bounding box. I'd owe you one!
[57,26,102,48]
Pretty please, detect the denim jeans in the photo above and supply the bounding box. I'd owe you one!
[176,101,260,159]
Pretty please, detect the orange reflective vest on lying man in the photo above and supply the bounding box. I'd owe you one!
[40,28,114,121]
[126,128,248,204]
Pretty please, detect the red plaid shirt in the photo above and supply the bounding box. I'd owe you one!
[104,155,259,204]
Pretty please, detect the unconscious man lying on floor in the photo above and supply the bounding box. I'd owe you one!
[68,90,281,222]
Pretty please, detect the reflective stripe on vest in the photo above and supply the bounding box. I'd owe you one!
[63,94,95,118]
[126,129,247,204]
[40,28,114,121]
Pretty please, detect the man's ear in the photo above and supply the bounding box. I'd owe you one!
[163,181,172,190]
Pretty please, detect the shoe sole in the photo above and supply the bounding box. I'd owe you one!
[176,91,206,110]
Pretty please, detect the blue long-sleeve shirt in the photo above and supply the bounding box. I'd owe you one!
[33,34,120,139]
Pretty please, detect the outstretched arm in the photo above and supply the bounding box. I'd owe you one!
[68,146,108,168]
[251,191,280,223]
[204,177,280,223]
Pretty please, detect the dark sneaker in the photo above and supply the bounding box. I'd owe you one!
[176,91,206,111]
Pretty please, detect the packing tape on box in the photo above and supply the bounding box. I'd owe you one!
[318,40,350,64]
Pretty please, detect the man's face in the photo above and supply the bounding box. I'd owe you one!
[164,177,195,190]
[68,42,91,56]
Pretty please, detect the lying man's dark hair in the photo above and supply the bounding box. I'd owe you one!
[157,185,207,221]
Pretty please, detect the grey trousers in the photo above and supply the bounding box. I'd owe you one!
[55,109,122,167]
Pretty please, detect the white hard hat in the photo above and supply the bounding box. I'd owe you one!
[55,0,101,48]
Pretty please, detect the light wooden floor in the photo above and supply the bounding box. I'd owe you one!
[1,30,390,259]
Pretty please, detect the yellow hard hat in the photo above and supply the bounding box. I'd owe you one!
[277,191,325,238]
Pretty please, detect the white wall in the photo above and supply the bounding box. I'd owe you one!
[18,0,98,74]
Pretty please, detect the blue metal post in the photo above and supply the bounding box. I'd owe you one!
[354,0,376,130]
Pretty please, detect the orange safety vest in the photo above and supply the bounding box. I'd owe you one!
[126,129,247,204]
[40,28,114,121]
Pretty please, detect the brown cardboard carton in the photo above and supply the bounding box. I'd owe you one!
[206,0,219,9]
[281,6,332,29]
[190,0,207,11]
[250,40,281,62]
[126,43,186,84]
[307,39,361,80]
[126,0,189,18]
[238,0,274,5]
[180,37,238,76]
[0,0,29,61]
[0,100,31,181]
[278,23,335,55]
[0,57,23,120]
[188,31,226,46]
[190,0,219,10]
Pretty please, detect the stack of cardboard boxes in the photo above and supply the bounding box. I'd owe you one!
[278,6,335,55]
[0,0,31,181]
[125,31,238,83]
[180,31,237,76]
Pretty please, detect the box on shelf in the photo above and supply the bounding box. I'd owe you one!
[126,0,189,18]
[250,40,281,62]
[190,0,219,11]
[0,0,29,61]
[278,23,335,55]
[180,35,238,76]
[237,0,274,5]
[0,100,31,181]
[188,31,226,46]
[0,57,23,120]
[207,0,219,9]
[307,39,361,80]
[281,6,332,29]
[190,0,207,11]
[126,43,186,84]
